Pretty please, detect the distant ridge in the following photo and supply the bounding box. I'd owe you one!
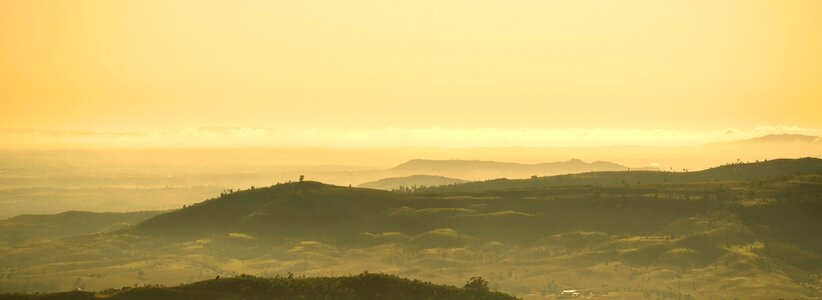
[424,157,822,193]
[392,158,627,172]
[358,175,468,190]
[387,158,630,180]
[717,133,820,145]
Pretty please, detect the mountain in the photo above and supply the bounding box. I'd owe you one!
[0,273,517,300]
[358,175,468,191]
[386,159,630,180]
[424,157,822,193]
[0,210,162,247]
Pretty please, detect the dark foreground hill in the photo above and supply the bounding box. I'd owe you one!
[0,273,517,300]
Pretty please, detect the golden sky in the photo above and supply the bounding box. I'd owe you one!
[1,0,821,148]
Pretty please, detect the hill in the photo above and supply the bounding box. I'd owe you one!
[423,157,822,193]
[132,159,822,243]
[0,273,517,300]
[132,182,409,240]
[133,179,730,244]
[127,159,822,250]
[358,175,468,191]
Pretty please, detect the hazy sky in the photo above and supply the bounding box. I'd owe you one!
[2,0,821,148]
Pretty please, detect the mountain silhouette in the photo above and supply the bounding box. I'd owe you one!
[386,158,630,180]
[426,157,822,193]
[721,134,820,144]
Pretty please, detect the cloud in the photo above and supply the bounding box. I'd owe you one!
[722,128,740,135]
[0,125,820,149]
[0,128,146,137]
[751,125,818,136]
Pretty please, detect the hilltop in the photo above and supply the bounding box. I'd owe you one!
[0,273,517,300]
[132,182,409,240]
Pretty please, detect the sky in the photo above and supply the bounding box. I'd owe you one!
[1,0,821,148]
